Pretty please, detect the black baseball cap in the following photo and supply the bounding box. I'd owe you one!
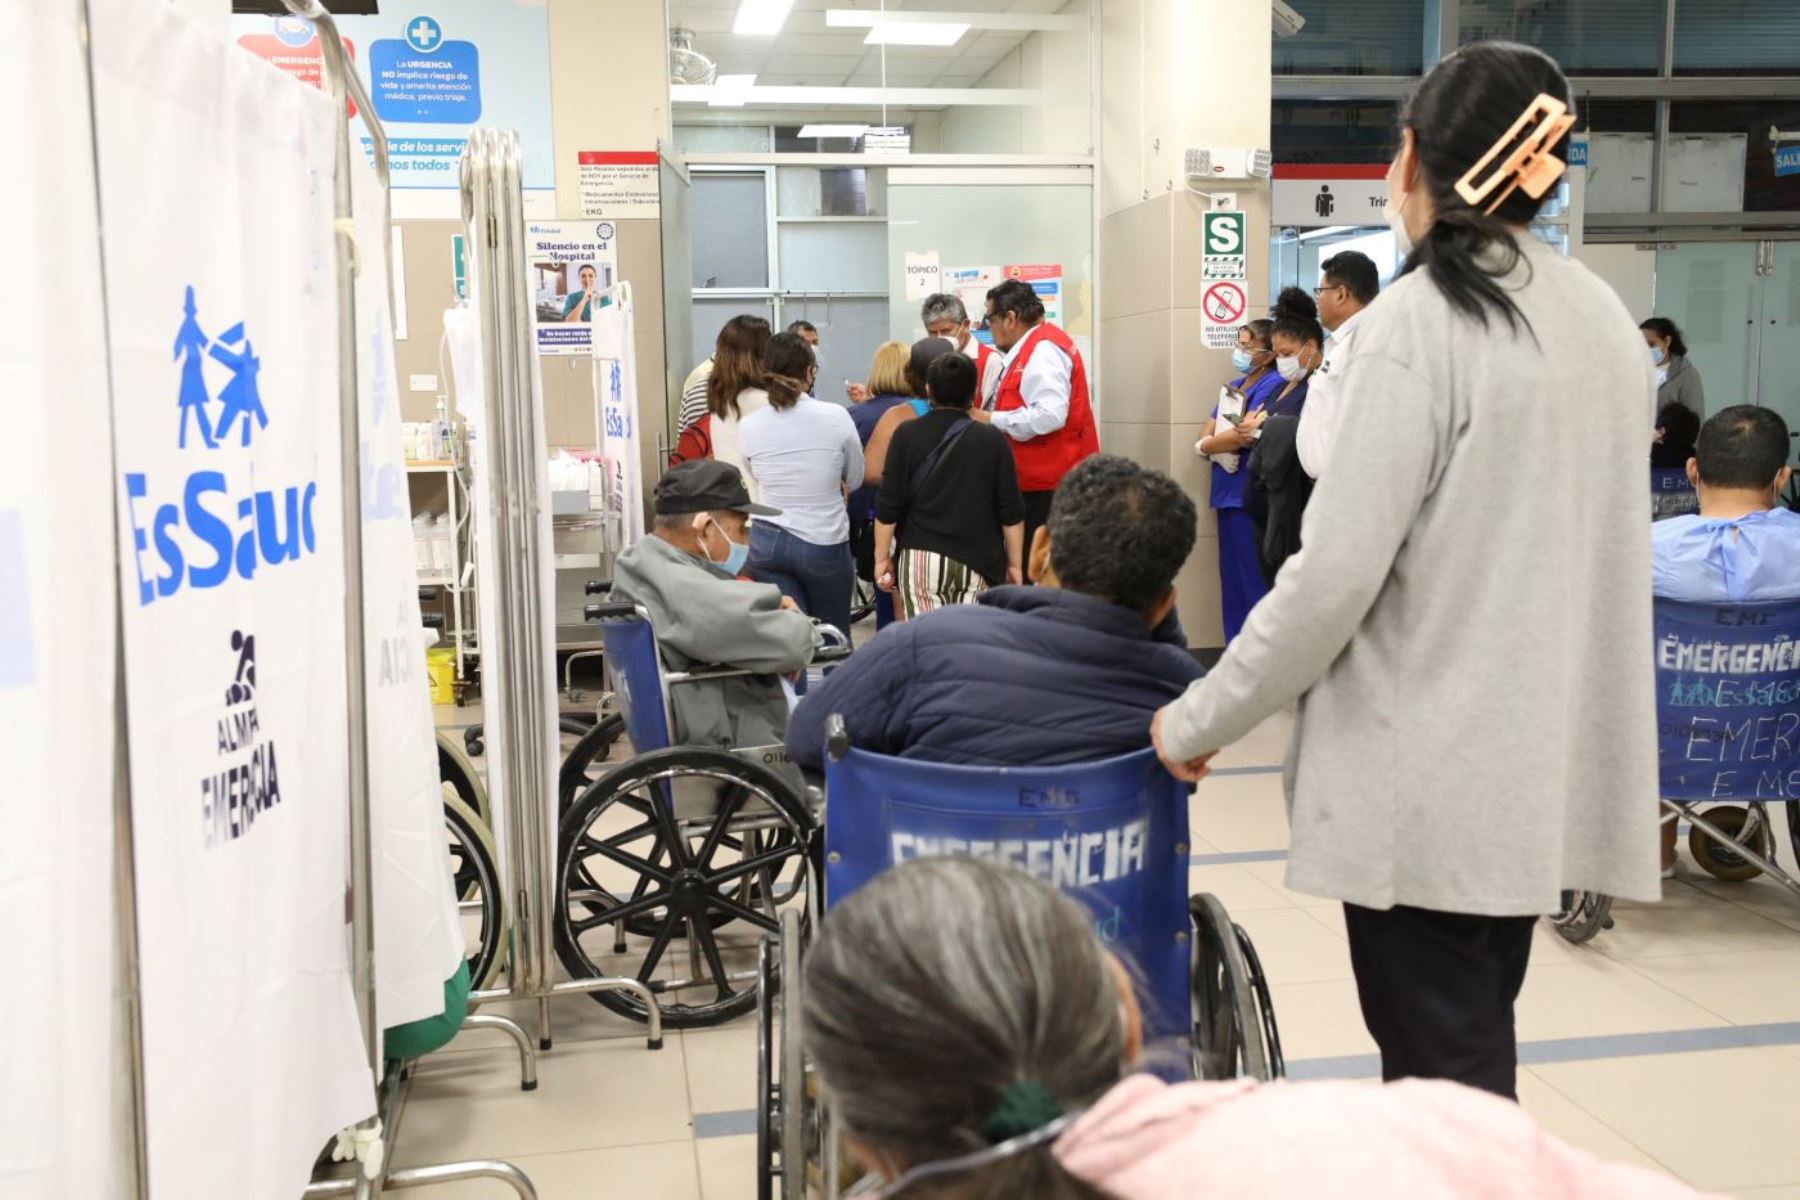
[654,459,781,517]
[909,336,956,379]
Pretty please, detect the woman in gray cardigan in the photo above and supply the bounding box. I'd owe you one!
[1642,316,1705,419]
[1152,42,1661,1101]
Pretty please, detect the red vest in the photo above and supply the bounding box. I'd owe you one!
[992,323,1098,493]
[974,340,995,403]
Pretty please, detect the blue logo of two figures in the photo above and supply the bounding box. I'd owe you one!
[174,286,268,451]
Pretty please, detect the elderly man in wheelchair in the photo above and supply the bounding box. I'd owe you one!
[553,460,850,1028]
[1556,405,1800,942]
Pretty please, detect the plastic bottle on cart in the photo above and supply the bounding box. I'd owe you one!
[412,514,432,573]
[433,513,453,575]
[435,398,453,461]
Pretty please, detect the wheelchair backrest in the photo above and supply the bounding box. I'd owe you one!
[823,743,1192,1045]
[595,611,674,755]
[1652,467,1698,521]
[1655,597,1800,802]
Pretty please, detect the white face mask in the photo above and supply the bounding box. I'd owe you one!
[1277,354,1307,382]
[1385,157,1415,256]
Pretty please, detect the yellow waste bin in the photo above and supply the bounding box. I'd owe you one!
[426,646,456,705]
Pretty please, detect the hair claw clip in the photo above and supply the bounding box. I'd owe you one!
[1453,93,1577,216]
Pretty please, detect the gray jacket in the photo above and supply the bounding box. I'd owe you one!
[1161,238,1662,916]
[1657,354,1705,420]
[610,535,821,754]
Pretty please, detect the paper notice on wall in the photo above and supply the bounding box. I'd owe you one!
[578,150,660,218]
[1003,263,1062,326]
[528,220,620,357]
[947,265,1000,343]
[904,249,941,301]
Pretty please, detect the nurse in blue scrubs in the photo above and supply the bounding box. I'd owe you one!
[1195,319,1282,641]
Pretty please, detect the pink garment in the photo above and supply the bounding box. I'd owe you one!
[1055,1074,1711,1200]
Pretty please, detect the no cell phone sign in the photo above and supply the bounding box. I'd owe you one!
[1201,280,1248,348]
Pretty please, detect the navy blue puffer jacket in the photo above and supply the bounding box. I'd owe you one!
[785,586,1205,770]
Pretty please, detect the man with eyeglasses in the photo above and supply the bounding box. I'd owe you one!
[1295,250,1381,480]
[969,277,1099,553]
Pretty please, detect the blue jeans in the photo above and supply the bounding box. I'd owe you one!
[748,523,855,643]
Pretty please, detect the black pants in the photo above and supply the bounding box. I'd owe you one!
[1342,903,1537,1100]
[1022,490,1055,570]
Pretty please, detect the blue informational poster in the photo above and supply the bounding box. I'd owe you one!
[1776,145,1800,179]
[233,1,553,194]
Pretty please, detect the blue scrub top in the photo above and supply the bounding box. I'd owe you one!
[1209,371,1285,510]
[1652,508,1800,602]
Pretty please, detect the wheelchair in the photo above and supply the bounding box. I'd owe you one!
[754,717,1284,1200]
[1551,598,1800,944]
[436,730,508,991]
[551,591,852,1027]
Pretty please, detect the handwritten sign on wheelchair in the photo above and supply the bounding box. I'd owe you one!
[1656,600,1800,801]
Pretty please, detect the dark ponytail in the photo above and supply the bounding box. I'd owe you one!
[1398,41,1575,334]
[763,331,816,411]
[1271,286,1325,349]
[1641,317,1688,358]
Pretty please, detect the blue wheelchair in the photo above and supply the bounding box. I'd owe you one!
[553,591,850,1027]
[1552,598,1800,942]
[754,716,1284,1200]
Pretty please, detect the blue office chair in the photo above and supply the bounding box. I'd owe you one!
[1553,597,1800,942]
[552,596,845,1028]
[753,718,1283,1200]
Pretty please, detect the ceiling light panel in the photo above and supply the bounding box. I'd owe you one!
[732,0,795,36]
[796,124,871,138]
[863,22,970,47]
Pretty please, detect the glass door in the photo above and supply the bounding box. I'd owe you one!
[1756,243,1800,438]
[1653,242,1762,415]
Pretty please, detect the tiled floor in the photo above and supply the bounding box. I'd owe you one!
[408,705,1800,1198]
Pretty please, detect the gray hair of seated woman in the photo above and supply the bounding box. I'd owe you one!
[801,858,1123,1198]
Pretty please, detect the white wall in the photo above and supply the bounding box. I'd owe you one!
[1577,243,1658,324]
[941,0,1091,155]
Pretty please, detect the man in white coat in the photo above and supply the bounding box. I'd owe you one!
[1295,249,1380,479]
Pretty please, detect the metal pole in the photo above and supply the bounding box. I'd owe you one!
[75,1,151,1190]
[283,0,378,1088]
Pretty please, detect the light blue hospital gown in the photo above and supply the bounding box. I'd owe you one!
[1651,508,1800,602]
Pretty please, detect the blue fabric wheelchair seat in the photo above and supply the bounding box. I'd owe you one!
[592,610,676,754]
[1655,598,1800,802]
[823,741,1193,1050]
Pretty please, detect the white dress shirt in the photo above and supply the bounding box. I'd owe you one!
[965,338,1006,408]
[1295,307,1367,480]
[990,325,1072,442]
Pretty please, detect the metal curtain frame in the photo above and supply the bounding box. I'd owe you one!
[286,5,540,1198]
[458,128,665,1049]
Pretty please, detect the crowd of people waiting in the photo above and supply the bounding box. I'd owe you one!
[617,36,1800,1200]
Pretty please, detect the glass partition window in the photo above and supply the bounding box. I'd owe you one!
[690,297,775,378]
[1670,100,1800,211]
[1273,0,1425,77]
[777,166,886,218]
[691,172,769,289]
[1459,0,1665,76]
[1273,101,1401,165]
[1675,0,1800,76]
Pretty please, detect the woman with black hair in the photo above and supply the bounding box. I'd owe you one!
[1642,316,1705,420]
[1643,317,1705,471]
[1246,288,1326,582]
[1154,42,1662,1099]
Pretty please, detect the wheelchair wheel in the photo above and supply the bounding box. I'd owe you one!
[1190,894,1271,1082]
[438,730,492,835]
[558,712,626,816]
[755,933,778,1200]
[778,908,807,1200]
[554,747,815,1028]
[1690,806,1772,882]
[849,573,876,626]
[442,785,506,992]
[1233,923,1285,1079]
[1549,890,1614,944]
